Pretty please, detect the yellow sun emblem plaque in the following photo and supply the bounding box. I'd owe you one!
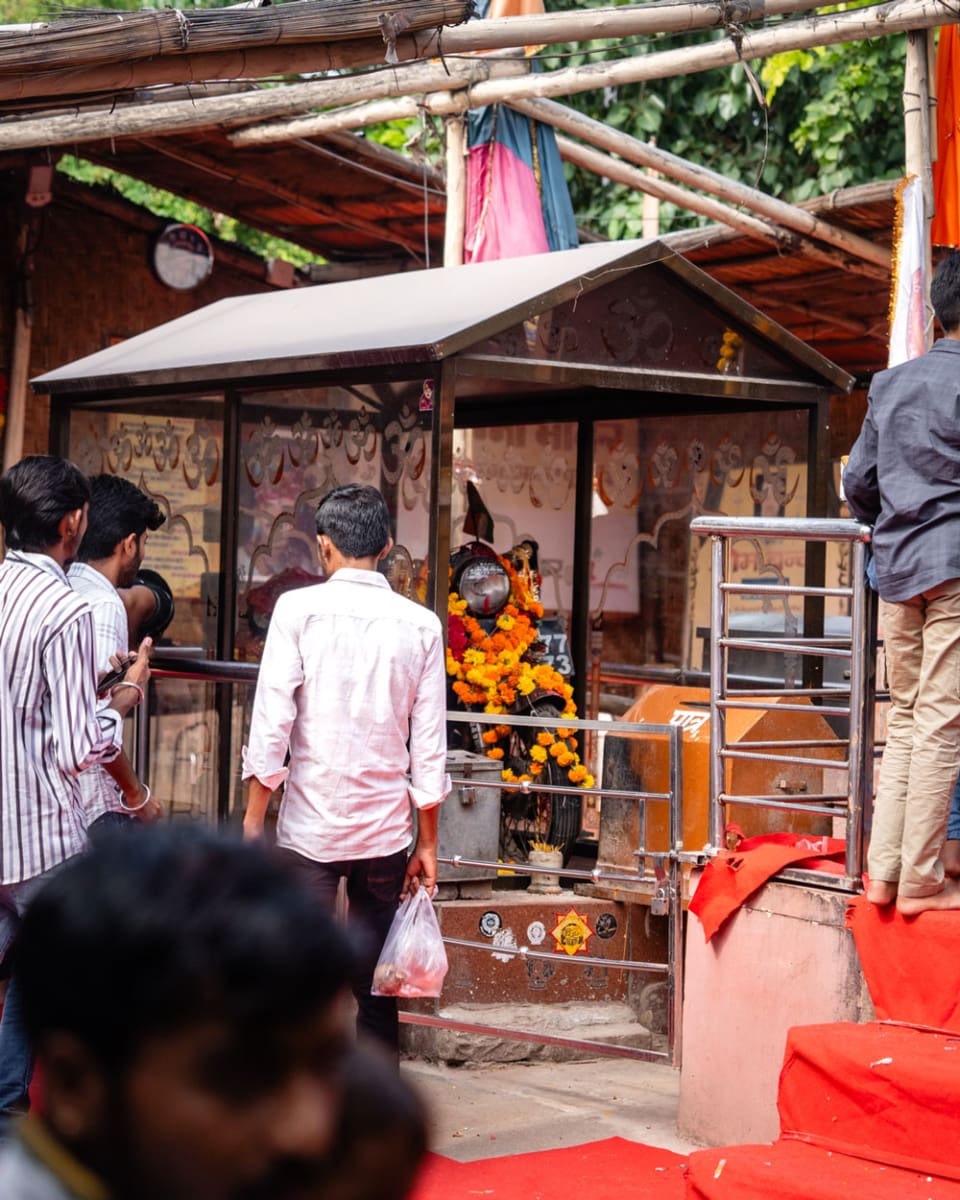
[550,908,593,956]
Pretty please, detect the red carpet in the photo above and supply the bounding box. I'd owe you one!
[410,1137,688,1200]
[689,835,845,942]
[778,1021,960,1180]
[846,895,960,1029]
[686,1138,960,1200]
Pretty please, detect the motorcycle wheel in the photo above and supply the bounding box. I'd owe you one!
[498,698,582,866]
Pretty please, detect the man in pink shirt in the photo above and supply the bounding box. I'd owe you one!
[242,484,449,1054]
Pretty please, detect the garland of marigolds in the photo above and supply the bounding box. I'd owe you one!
[446,555,595,789]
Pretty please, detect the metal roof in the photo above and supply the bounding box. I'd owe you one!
[34,239,853,396]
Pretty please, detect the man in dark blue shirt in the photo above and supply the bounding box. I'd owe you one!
[844,250,960,915]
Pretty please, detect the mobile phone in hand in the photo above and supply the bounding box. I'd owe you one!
[97,654,137,696]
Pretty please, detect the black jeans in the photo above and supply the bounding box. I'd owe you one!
[283,848,407,1055]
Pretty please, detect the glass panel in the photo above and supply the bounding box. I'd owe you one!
[67,401,225,824]
[451,422,577,618]
[592,409,816,690]
[235,379,434,661]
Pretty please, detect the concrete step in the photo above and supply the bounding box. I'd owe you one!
[402,1000,654,1065]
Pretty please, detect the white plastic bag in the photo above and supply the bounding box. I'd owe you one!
[371,886,448,997]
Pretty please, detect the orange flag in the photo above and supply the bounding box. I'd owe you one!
[933,24,960,248]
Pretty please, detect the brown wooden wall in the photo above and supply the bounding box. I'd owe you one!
[1,172,276,458]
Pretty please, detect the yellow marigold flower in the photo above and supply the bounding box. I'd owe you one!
[557,751,575,767]
[568,763,587,783]
[497,614,516,632]
[484,702,504,714]
[481,729,500,745]
[516,676,535,696]
[501,768,517,782]
[486,747,505,760]
[445,655,460,677]
[583,774,595,789]
[537,731,555,746]
[529,744,548,763]
[463,648,486,666]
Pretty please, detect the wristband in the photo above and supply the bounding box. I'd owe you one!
[111,680,144,705]
[120,783,151,813]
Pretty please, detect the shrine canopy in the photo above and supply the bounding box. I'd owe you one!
[33,238,852,404]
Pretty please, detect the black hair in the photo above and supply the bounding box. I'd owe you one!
[0,456,90,552]
[315,484,390,560]
[931,251,960,333]
[78,474,166,562]
[15,825,353,1071]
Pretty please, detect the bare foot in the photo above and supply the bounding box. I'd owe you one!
[866,879,898,906]
[941,839,960,879]
[897,878,960,915]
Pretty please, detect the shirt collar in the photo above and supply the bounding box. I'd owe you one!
[327,567,391,589]
[67,562,117,596]
[18,1116,112,1200]
[4,549,69,586]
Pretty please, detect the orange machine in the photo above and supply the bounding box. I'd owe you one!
[596,685,846,888]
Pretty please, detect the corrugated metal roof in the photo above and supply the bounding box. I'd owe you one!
[33,239,853,395]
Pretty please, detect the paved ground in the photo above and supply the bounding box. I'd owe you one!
[402,1055,704,1163]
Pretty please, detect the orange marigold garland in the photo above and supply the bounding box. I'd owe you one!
[446,555,594,789]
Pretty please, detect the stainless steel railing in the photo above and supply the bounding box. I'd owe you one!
[690,515,877,886]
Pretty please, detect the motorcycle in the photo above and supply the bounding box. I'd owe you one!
[446,485,591,864]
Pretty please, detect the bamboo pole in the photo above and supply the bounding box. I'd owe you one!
[904,27,934,346]
[556,135,889,280]
[517,96,890,268]
[0,55,528,151]
[0,0,844,105]
[443,113,467,267]
[230,0,958,148]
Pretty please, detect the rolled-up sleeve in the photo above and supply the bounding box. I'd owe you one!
[408,625,451,811]
[242,595,304,786]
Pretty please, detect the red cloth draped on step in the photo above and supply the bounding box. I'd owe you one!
[846,895,960,1030]
[689,833,846,943]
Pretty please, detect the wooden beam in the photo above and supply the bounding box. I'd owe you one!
[518,96,890,269]
[0,0,833,106]
[229,0,957,148]
[555,135,889,280]
[3,223,31,472]
[443,113,467,267]
[132,137,433,259]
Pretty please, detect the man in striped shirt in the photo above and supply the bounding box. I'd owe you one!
[0,456,151,1131]
[69,474,166,832]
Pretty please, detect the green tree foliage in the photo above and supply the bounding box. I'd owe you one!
[540,0,907,238]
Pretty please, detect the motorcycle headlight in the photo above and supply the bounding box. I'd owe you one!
[459,557,511,616]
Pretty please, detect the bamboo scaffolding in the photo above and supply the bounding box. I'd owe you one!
[556,136,889,280]
[0,0,471,76]
[0,0,839,106]
[518,96,890,268]
[228,0,957,148]
[0,55,528,150]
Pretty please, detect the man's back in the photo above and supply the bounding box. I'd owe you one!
[844,338,960,601]
[0,553,94,882]
[245,568,447,862]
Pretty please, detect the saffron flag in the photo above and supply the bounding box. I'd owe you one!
[887,175,927,367]
[464,0,579,263]
[932,24,960,249]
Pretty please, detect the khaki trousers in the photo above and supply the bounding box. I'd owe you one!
[868,578,960,896]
